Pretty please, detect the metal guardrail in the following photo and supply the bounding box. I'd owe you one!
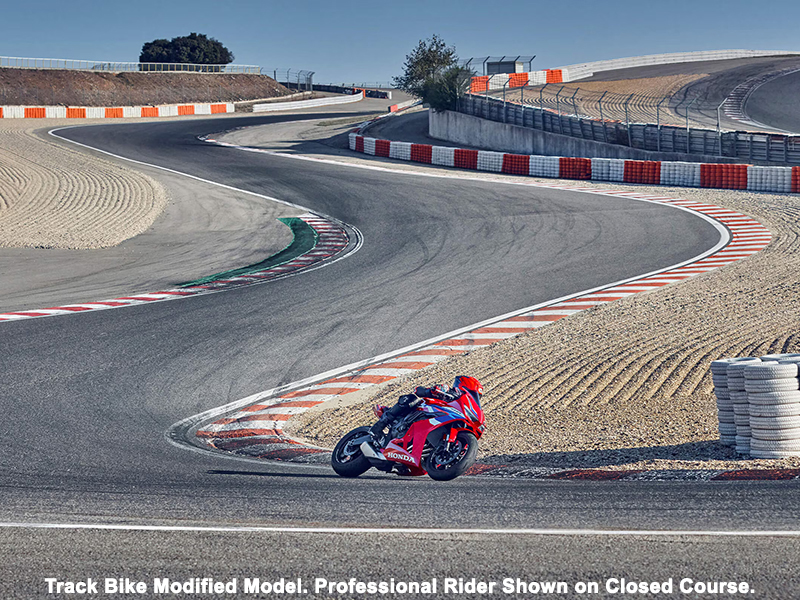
[458,93,800,164]
[0,56,262,74]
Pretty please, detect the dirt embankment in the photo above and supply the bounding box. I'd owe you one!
[0,68,292,107]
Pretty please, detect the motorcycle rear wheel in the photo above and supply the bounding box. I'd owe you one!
[424,431,478,481]
[331,426,372,477]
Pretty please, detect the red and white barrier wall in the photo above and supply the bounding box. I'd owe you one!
[0,102,234,119]
[349,133,800,194]
[469,69,569,93]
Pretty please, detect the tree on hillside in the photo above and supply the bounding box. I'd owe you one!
[392,35,472,111]
[139,33,234,71]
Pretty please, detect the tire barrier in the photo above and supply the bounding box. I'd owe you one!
[0,102,234,119]
[713,355,800,457]
[348,133,800,195]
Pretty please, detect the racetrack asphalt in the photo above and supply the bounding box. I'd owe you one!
[745,69,800,134]
[2,105,798,597]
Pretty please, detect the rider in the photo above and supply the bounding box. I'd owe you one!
[368,376,484,442]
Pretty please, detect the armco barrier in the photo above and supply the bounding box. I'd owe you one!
[0,102,234,119]
[459,93,800,164]
[253,91,364,112]
[348,132,800,195]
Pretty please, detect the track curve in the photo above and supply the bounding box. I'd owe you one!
[2,109,799,596]
[746,70,800,134]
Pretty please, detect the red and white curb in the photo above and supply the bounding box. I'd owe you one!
[193,188,774,479]
[0,215,350,323]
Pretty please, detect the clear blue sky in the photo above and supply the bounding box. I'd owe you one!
[2,0,799,84]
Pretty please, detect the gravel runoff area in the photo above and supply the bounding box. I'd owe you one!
[0,119,168,249]
[241,116,800,472]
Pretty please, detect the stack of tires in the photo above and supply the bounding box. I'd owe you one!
[727,359,761,454]
[712,354,800,457]
[711,357,758,447]
[746,359,800,458]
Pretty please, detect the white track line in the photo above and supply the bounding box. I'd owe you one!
[1,522,799,537]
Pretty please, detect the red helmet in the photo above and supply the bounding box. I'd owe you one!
[453,376,483,401]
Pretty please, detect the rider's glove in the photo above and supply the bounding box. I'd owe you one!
[398,394,417,406]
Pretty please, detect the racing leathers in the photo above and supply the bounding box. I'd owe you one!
[369,385,460,442]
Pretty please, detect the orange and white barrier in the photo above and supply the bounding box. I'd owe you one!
[0,103,234,119]
[469,69,569,93]
[349,132,800,195]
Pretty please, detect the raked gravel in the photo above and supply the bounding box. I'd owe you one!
[0,119,167,249]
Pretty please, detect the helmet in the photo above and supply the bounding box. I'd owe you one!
[452,375,483,402]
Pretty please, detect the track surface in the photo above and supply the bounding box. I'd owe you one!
[2,108,798,597]
[746,70,800,134]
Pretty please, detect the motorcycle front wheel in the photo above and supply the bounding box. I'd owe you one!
[331,426,372,477]
[424,431,478,481]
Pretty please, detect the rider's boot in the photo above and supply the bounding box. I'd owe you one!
[368,415,393,445]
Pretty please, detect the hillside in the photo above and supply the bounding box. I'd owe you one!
[0,68,292,106]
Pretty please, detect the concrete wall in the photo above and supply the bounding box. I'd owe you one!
[429,110,743,163]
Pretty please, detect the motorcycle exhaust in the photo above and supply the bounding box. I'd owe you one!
[359,441,387,461]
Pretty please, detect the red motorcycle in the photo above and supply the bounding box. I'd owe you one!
[331,377,485,481]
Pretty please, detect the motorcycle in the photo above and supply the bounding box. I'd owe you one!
[331,388,485,481]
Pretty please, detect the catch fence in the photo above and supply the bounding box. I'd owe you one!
[459,90,800,164]
[0,56,262,74]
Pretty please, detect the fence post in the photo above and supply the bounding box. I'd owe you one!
[656,97,666,152]
[599,91,608,143]
[555,86,564,134]
[625,94,633,147]
[502,79,509,123]
[571,88,579,116]
[686,97,697,153]
[716,99,724,157]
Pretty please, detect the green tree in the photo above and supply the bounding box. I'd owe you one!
[392,35,472,111]
[139,33,234,70]
[420,65,474,111]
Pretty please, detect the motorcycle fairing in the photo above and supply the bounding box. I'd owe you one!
[381,402,470,467]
